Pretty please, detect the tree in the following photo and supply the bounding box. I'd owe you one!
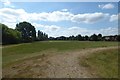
[56,36,66,40]
[43,33,48,40]
[1,23,21,44]
[38,30,48,41]
[76,34,83,41]
[117,35,120,41]
[49,37,55,40]
[16,21,36,42]
[90,34,98,41]
[69,35,75,40]
[84,35,89,41]
[38,30,43,41]
[98,34,102,41]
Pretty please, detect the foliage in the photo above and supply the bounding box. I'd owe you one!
[37,30,48,41]
[1,23,21,44]
[76,34,83,41]
[49,34,103,41]
[16,21,36,42]
[90,34,98,41]
[98,34,102,41]
[84,35,89,41]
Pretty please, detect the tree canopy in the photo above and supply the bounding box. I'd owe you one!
[1,23,21,44]
[37,30,48,41]
[16,21,36,42]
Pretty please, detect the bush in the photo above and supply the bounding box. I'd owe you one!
[1,23,22,45]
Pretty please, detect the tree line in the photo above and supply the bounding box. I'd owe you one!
[49,34,120,41]
[1,21,48,45]
[0,21,119,45]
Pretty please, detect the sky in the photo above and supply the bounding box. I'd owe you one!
[0,0,119,37]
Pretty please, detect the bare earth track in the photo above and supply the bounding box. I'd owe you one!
[3,46,117,78]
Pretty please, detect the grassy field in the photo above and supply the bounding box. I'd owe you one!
[79,48,118,78]
[2,41,118,66]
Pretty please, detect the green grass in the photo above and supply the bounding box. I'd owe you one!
[2,41,118,66]
[79,48,118,78]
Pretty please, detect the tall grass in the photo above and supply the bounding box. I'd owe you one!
[79,48,118,78]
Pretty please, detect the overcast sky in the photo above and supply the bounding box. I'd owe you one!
[0,0,119,37]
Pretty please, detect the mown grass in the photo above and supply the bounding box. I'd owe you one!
[2,41,118,66]
[79,48,118,78]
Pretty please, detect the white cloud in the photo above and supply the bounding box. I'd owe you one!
[0,8,110,26]
[98,3,114,9]
[43,25,61,32]
[67,26,117,36]
[3,0,15,8]
[0,8,118,37]
[33,23,60,31]
[110,13,120,22]
[66,27,89,36]
[68,27,88,34]
[71,12,109,23]
[66,27,118,36]
[43,11,72,22]
[1,22,16,29]
[32,23,61,37]
[32,23,60,32]
[0,8,27,28]
[99,27,118,35]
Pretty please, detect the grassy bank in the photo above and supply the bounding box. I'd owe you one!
[2,41,118,66]
[79,48,118,78]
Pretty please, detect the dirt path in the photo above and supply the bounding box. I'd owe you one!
[2,46,118,78]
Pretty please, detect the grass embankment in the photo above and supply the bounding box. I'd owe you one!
[79,48,118,78]
[2,41,118,66]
